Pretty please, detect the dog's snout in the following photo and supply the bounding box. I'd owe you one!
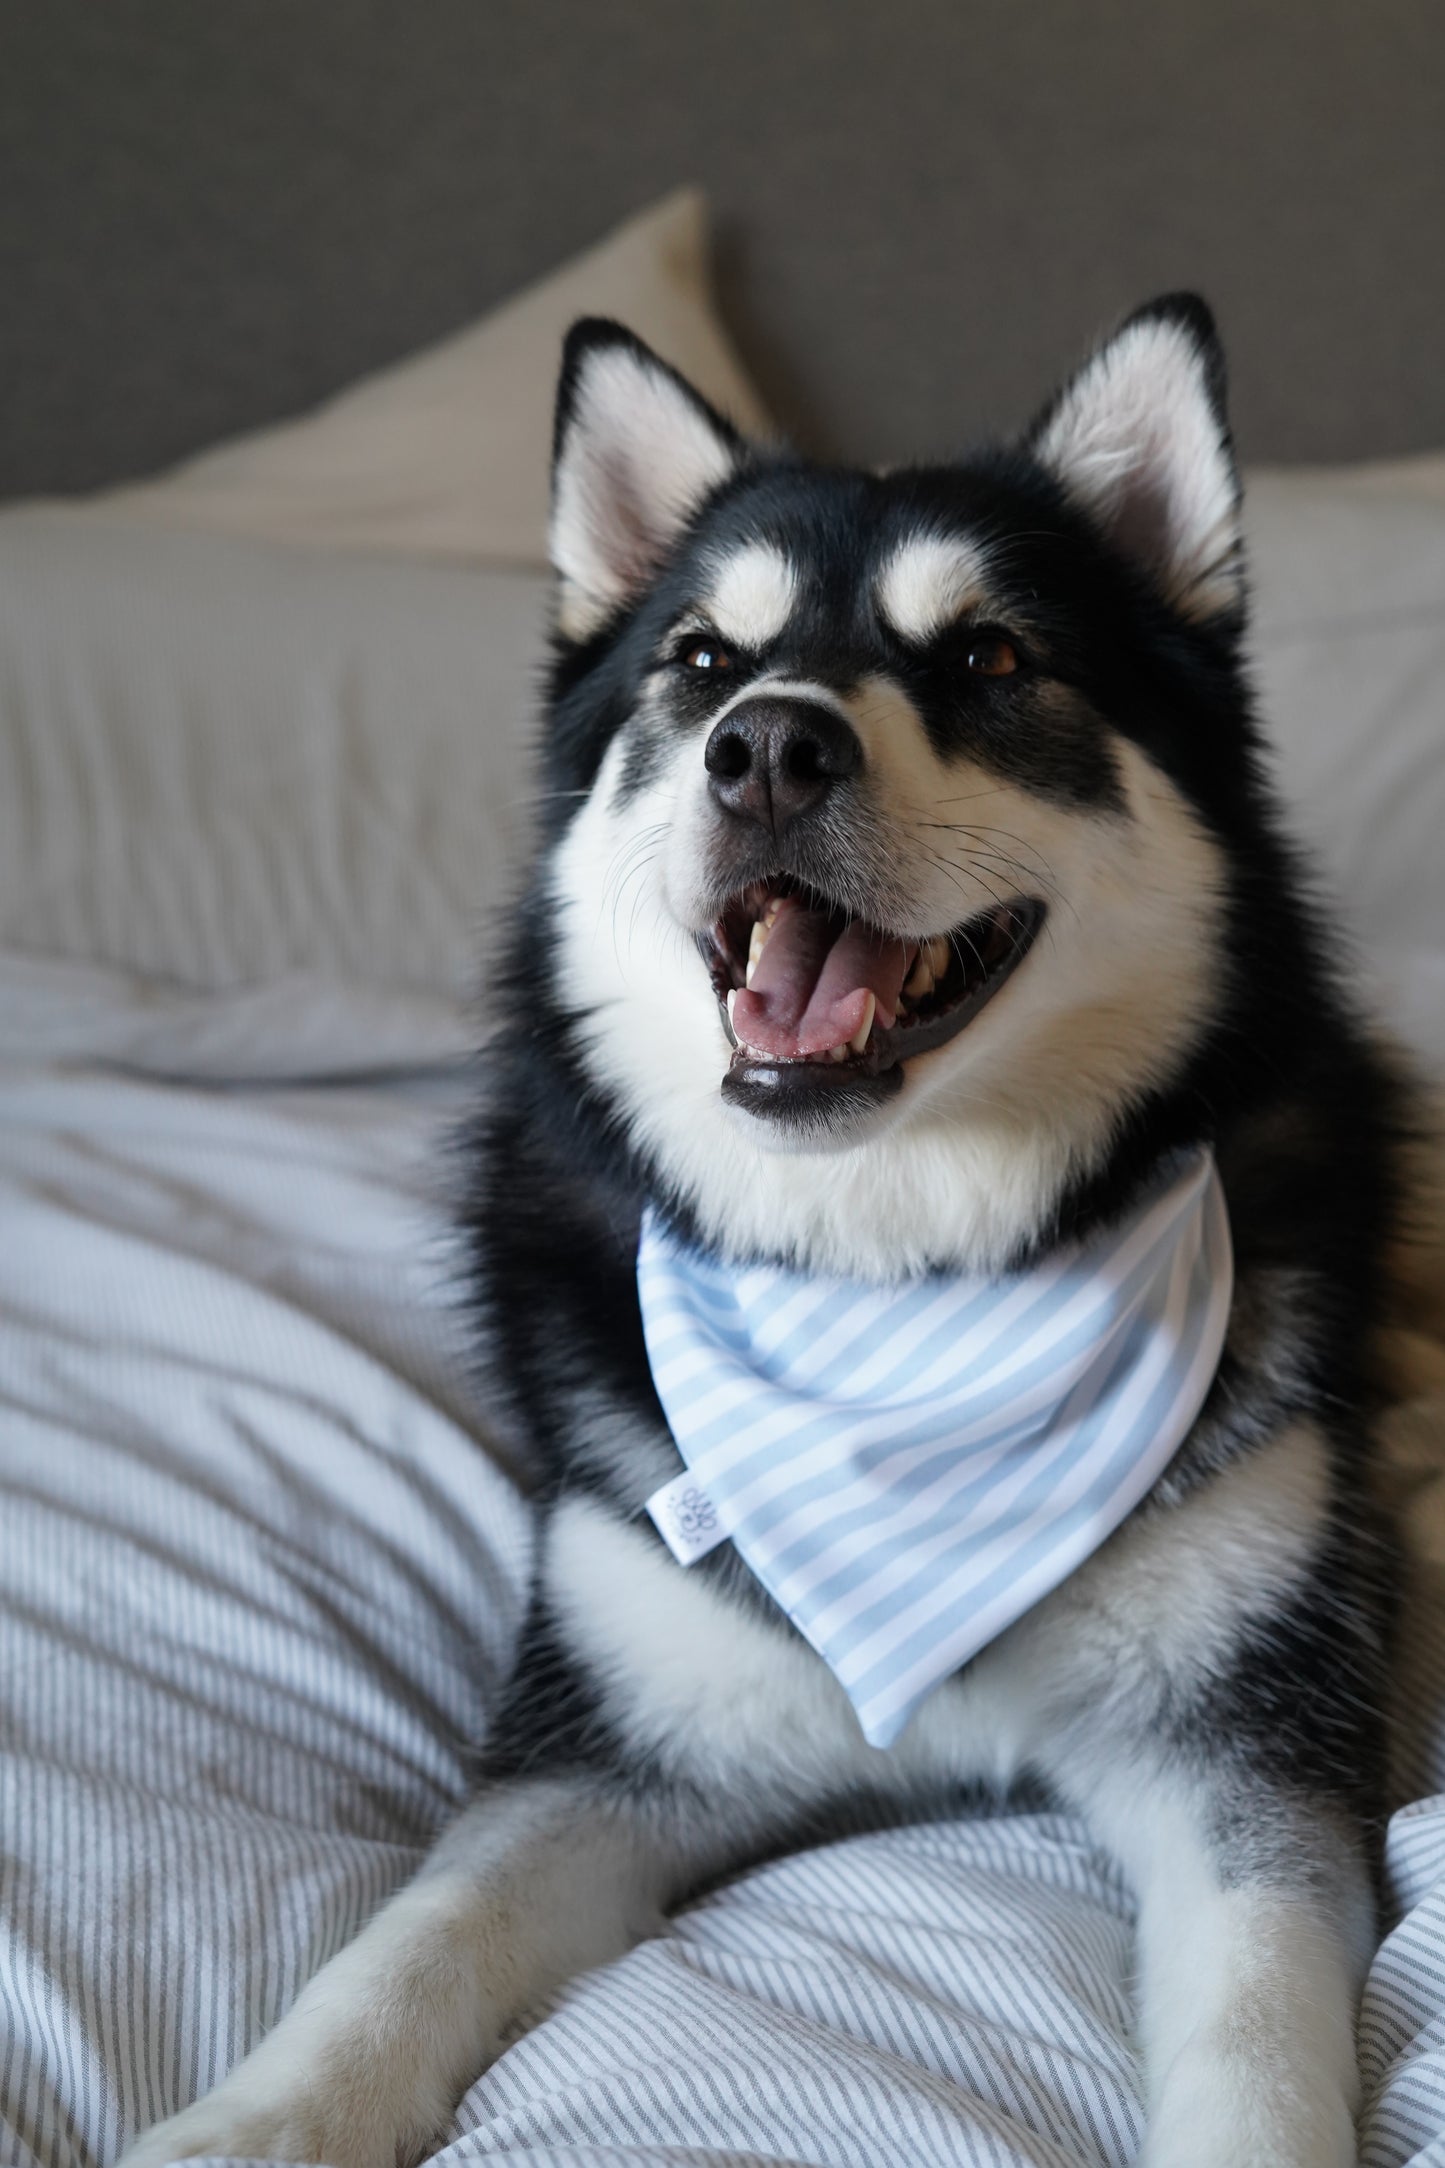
[704,698,860,836]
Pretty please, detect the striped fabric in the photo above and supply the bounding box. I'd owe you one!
[3,1041,1445,2168]
[640,1152,1232,1747]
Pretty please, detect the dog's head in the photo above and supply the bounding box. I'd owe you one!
[537,299,1256,1276]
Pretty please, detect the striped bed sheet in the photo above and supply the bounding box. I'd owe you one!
[3,1049,1445,2168]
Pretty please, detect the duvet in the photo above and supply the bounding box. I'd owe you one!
[2,965,1445,2168]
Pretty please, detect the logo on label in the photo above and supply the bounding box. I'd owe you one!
[669,1485,717,1541]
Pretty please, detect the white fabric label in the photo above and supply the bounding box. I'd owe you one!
[646,1468,729,1565]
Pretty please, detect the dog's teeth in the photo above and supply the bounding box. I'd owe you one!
[762,896,784,930]
[829,1044,848,1062]
[927,935,952,977]
[904,955,934,1000]
[746,921,767,986]
[726,990,738,1024]
[849,993,876,1055]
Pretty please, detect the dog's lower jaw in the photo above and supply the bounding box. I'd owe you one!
[720,1051,904,1144]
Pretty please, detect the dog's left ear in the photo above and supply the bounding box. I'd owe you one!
[550,320,747,639]
[1029,295,1242,624]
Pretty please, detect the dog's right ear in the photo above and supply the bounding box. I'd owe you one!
[550,320,746,640]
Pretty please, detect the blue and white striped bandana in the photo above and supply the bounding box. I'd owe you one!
[640,1150,1232,1749]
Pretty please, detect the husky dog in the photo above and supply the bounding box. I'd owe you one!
[124,298,1413,2168]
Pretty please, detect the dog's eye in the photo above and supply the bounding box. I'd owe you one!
[681,639,733,673]
[966,637,1019,677]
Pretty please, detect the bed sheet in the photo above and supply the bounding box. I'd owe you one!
[3,1027,1445,2168]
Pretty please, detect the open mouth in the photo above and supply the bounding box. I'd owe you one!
[702,879,1045,1110]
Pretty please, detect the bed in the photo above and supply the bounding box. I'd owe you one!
[3,192,1445,2168]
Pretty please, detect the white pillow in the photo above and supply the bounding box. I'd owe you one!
[82,189,773,568]
[0,511,548,1004]
[1244,469,1445,1070]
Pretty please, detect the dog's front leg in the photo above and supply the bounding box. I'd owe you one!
[119,1774,696,2168]
[1081,1761,1373,2168]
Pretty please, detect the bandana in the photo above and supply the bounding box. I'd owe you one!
[640,1150,1231,1749]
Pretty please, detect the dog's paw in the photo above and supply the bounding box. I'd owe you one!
[117,2068,438,2168]
[1138,2056,1357,2168]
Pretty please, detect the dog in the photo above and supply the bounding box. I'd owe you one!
[122,295,1417,2168]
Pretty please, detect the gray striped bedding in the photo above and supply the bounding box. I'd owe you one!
[3,1022,1445,2168]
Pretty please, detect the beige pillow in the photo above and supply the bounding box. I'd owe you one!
[91,189,772,568]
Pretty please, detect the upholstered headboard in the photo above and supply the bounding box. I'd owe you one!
[4,0,1443,499]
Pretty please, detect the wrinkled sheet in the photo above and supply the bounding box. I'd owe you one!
[3,1001,1445,2168]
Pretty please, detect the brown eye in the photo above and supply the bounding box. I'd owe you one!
[682,639,732,673]
[966,636,1019,677]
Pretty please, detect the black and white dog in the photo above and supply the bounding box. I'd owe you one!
[126,298,1416,2168]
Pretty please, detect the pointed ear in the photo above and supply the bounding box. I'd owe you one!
[550,320,747,638]
[1029,295,1243,624]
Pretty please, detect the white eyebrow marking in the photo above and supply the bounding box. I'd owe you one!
[875,534,990,643]
[704,542,799,650]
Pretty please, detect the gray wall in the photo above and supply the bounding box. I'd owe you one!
[3,0,1443,499]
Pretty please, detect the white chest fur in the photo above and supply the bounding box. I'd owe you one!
[545,1421,1330,1820]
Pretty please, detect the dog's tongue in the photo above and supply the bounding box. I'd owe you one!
[730,897,911,1057]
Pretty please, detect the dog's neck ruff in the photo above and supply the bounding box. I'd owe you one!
[640,1150,1232,1749]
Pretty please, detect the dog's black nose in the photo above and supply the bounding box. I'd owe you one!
[704,697,861,836]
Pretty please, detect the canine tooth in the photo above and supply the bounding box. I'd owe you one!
[762,896,784,929]
[849,992,876,1054]
[903,955,934,1000]
[746,920,768,986]
[726,990,738,1024]
[927,935,952,977]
